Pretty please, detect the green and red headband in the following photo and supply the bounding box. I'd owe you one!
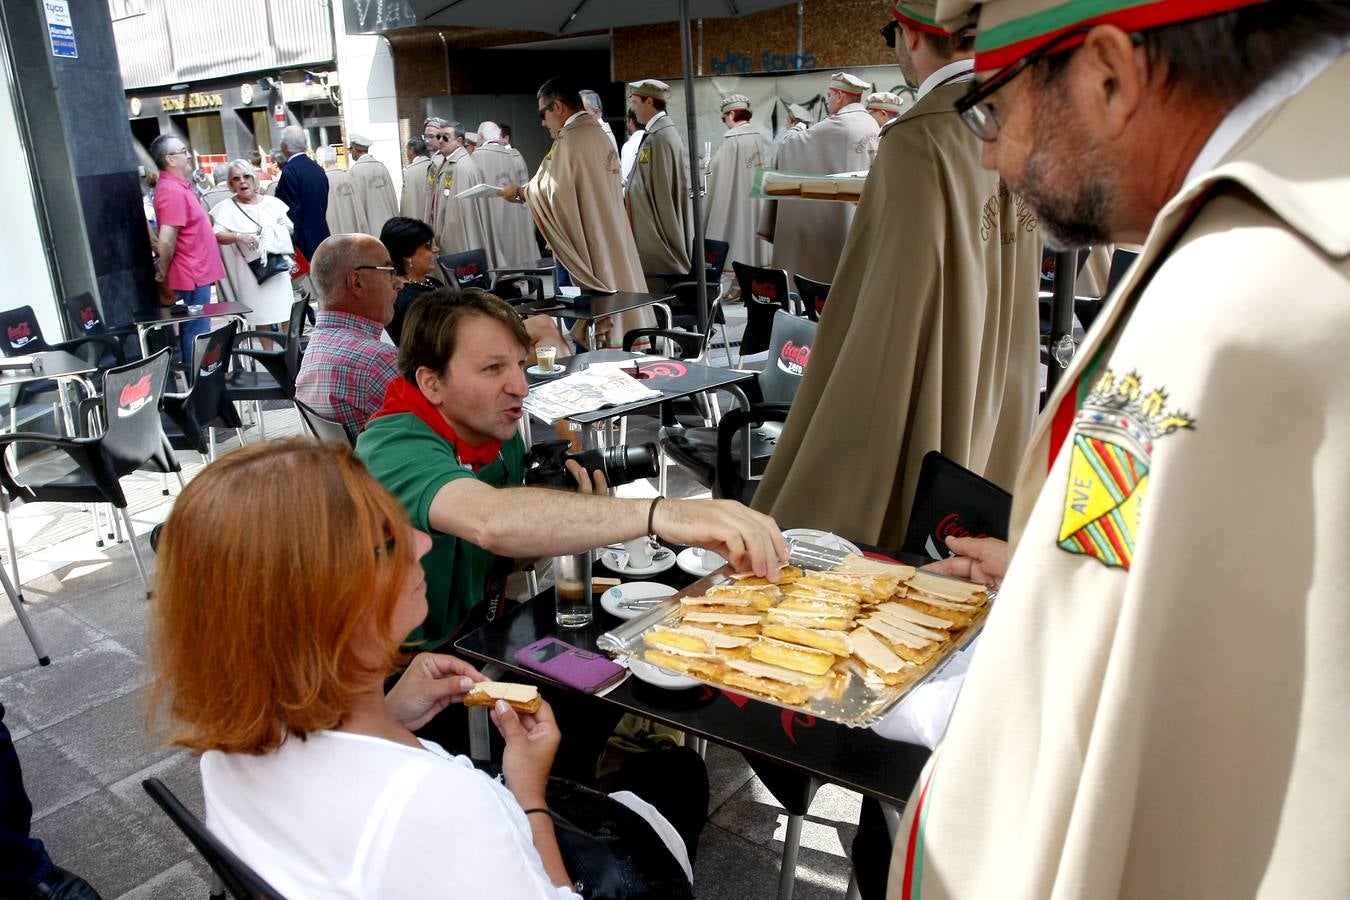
[892,3,950,37]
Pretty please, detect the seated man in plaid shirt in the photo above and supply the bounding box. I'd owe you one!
[296,234,403,440]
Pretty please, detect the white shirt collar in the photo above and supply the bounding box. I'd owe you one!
[1184,38,1343,187]
[646,110,668,128]
[917,58,975,101]
[564,110,589,128]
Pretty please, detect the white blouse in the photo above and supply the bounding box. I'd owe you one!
[201,731,580,899]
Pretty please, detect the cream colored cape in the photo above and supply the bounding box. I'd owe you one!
[757,103,879,282]
[625,113,693,274]
[452,149,490,256]
[431,147,473,255]
[324,168,365,235]
[400,156,433,223]
[348,154,398,237]
[527,114,655,347]
[470,142,537,269]
[752,83,1041,546]
[704,122,770,268]
[889,55,1350,900]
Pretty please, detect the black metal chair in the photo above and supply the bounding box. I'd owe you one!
[61,292,138,363]
[661,311,817,501]
[162,322,246,462]
[730,262,802,363]
[438,248,543,302]
[646,240,732,362]
[0,304,122,430]
[295,399,354,446]
[0,350,174,592]
[142,778,287,900]
[792,274,831,323]
[225,299,308,438]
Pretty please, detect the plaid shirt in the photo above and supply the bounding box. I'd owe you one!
[295,311,400,440]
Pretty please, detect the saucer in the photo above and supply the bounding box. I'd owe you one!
[626,657,700,690]
[599,546,676,577]
[676,547,726,578]
[600,581,678,620]
[526,364,565,377]
[783,528,862,558]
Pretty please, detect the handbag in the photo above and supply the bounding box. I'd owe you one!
[231,199,295,284]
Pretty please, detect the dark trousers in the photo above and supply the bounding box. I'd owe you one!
[173,286,213,370]
[0,701,51,891]
[851,796,893,900]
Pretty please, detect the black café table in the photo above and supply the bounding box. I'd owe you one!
[519,291,673,351]
[132,301,253,360]
[456,550,931,900]
[524,349,756,450]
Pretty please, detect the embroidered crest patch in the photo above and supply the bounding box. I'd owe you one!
[1059,369,1194,570]
[638,147,651,165]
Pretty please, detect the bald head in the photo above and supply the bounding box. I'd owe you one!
[279,125,308,158]
[310,234,402,324]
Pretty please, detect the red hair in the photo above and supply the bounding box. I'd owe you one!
[147,440,417,755]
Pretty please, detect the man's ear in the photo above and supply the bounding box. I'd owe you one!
[1077,25,1146,140]
[414,366,443,403]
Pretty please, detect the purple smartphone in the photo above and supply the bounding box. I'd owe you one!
[515,637,627,694]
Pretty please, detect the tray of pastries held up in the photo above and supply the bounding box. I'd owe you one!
[597,546,991,727]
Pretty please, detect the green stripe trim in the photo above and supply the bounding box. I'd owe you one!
[978,0,1153,51]
[894,4,941,27]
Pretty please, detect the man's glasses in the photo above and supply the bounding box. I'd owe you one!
[881,19,898,49]
[422,132,442,142]
[166,149,190,158]
[955,27,1139,142]
[538,100,555,121]
[355,264,402,281]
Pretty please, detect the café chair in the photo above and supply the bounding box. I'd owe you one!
[661,311,816,500]
[142,778,287,900]
[295,399,354,446]
[730,262,804,363]
[161,322,247,463]
[791,275,830,323]
[61,292,138,363]
[0,350,174,593]
[225,299,308,439]
[438,248,543,302]
[0,304,123,431]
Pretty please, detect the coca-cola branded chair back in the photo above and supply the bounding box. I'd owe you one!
[731,262,800,361]
[792,275,831,323]
[900,451,1012,562]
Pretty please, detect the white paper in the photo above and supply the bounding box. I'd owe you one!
[522,368,662,424]
[455,182,504,200]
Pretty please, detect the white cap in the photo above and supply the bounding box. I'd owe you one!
[628,78,671,100]
[865,91,905,113]
[828,72,870,95]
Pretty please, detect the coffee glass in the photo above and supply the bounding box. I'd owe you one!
[554,552,593,628]
[535,344,558,372]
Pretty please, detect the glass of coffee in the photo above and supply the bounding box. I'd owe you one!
[535,344,558,373]
[553,552,593,628]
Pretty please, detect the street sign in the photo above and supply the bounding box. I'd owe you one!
[44,1,78,59]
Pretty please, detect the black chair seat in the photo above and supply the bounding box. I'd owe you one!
[659,421,784,488]
[224,369,286,400]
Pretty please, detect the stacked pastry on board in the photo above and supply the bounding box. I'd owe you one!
[641,558,988,708]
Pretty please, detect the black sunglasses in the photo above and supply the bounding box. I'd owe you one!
[881,19,898,49]
[538,100,556,121]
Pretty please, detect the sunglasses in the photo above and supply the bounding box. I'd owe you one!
[881,19,898,48]
[538,100,556,121]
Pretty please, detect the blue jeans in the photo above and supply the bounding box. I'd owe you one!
[0,701,51,890]
[174,285,213,371]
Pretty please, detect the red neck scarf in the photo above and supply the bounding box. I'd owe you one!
[370,377,503,469]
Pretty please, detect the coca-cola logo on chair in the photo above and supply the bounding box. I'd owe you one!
[117,374,154,417]
[776,339,811,376]
[750,280,777,303]
[80,308,99,330]
[198,343,224,377]
[7,322,34,348]
[455,263,480,283]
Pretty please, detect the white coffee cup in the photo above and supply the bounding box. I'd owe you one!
[623,536,656,569]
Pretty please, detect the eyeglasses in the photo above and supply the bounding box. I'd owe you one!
[166,149,190,158]
[422,132,441,142]
[955,27,1139,142]
[881,19,898,49]
[354,264,401,281]
[538,100,555,121]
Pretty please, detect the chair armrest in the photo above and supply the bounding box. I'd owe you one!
[0,431,96,501]
[235,330,289,347]
[492,274,544,302]
[622,328,706,359]
[53,334,124,364]
[715,404,792,500]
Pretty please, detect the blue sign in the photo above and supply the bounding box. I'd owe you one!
[44,1,78,59]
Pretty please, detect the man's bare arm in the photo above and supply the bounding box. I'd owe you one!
[156,225,179,282]
[429,478,787,577]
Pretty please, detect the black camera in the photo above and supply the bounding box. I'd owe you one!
[524,440,659,489]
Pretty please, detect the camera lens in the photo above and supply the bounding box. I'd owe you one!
[601,443,658,486]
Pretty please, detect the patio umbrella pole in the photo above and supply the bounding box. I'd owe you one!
[679,0,711,335]
[1045,248,1080,398]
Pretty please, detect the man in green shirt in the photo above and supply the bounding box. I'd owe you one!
[357,288,786,650]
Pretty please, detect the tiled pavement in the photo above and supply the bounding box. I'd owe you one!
[1,311,881,898]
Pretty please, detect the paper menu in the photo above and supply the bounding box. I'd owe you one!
[522,367,662,424]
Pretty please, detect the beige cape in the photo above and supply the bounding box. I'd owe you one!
[526,114,655,347]
[324,168,365,235]
[348,154,398,238]
[889,55,1350,900]
[757,104,879,282]
[429,149,472,255]
[751,83,1042,547]
[625,113,693,274]
[704,122,770,268]
[469,142,538,269]
[400,156,433,223]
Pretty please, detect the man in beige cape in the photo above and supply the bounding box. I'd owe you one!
[884,1,1350,898]
[347,134,398,237]
[467,121,536,269]
[399,137,433,223]
[501,76,656,348]
[429,122,477,256]
[318,146,365,235]
[704,94,769,268]
[625,78,694,277]
[752,5,1040,548]
[757,72,880,282]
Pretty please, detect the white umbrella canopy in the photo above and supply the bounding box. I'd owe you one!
[408,0,795,33]
[406,0,800,330]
